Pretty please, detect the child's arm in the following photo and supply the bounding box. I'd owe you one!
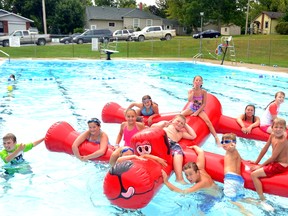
[141,154,167,167]
[32,137,45,147]
[188,145,205,169]
[151,120,169,129]
[247,116,260,133]
[182,123,197,140]
[162,170,205,194]
[115,123,125,147]
[72,130,89,158]
[5,144,25,163]
[126,102,142,110]
[250,136,272,170]
[187,89,194,102]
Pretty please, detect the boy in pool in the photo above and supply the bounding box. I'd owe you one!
[250,118,288,201]
[152,114,196,184]
[0,133,44,164]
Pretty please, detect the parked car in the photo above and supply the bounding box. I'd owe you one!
[72,29,112,44]
[112,29,134,41]
[131,26,176,42]
[193,30,221,39]
[60,33,81,44]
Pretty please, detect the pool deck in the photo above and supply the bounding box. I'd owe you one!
[1,57,287,74]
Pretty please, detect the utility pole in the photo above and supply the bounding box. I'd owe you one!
[42,0,47,34]
[245,0,250,35]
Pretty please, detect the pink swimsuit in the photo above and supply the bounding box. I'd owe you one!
[123,125,139,147]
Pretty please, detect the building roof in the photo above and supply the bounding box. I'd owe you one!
[262,11,285,19]
[0,9,34,22]
[86,6,161,21]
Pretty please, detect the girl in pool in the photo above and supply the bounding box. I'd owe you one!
[126,95,159,126]
[260,91,287,133]
[236,105,260,134]
[72,118,109,161]
[115,109,145,148]
[181,75,220,145]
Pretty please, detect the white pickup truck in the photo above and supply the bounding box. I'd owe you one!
[131,26,176,42]
[0,30,51,47]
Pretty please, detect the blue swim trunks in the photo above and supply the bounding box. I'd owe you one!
[224,172,245,201]
[169,139,184,156]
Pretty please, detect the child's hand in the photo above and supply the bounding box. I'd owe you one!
[161,169,168,182]
[250,165,261,171]
[156,158,168,167]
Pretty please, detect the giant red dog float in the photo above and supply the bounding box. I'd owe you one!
[45,93,288,210]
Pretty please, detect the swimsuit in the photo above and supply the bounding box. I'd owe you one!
[189,95,203,112]
[168,139,184,156]
[123,126,139,147]
[260,102,278,132]
[0,143,34,164]
[141,106,154,116]
[263,162,288,177]
[87,131,102,144]
[223,172,245,201]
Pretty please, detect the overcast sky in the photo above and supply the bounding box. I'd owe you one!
[136,0,157,6]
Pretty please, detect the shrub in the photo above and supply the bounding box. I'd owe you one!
[275,22,288,35]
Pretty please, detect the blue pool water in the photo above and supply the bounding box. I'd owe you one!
[0,60,288,216]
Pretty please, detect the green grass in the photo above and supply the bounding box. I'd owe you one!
[0,35,288,67]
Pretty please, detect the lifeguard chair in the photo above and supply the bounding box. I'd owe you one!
[216,36,236,65]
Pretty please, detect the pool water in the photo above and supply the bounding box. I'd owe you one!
[0,60,288,216]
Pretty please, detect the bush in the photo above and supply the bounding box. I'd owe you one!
[275,22,288,35]
[74,27,84,33]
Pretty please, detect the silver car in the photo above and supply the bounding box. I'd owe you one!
[112,29,134,41]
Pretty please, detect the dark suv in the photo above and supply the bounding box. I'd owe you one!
[72,29,113,44]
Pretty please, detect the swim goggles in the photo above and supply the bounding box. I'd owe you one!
[221,140,236,145]
[87,118,101,125]
[121,147,134,154]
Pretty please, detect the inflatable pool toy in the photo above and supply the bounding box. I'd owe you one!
[7,85,13,91]
[45,93,288,210]
[45,121,114,162]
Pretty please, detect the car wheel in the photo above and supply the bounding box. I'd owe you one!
[215,35,219,38]
[165,34,172,40]
[38,39,46,46]
[138,35,145,42]
[77,39,83,44]
[3,40,9,47]
[126,36,132,41]
[64,40,69,44]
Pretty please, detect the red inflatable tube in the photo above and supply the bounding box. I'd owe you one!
[45,121,114,162]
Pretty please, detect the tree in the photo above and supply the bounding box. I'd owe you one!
[94,0,115,6]
[115,0,136,8]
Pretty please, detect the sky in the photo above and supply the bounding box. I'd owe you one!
[136,0,157,6]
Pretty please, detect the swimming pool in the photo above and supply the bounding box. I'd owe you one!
[0,59,288,216]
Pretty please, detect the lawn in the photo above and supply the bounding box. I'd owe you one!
[0,34,287,67]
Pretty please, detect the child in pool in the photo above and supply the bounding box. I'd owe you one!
[181,75,220,145]
[250,118,288,201]
[0,133,44,164]
[126,95,159,126]
[260,91,287,133]
[115,109,145,148]
[72,118,109,161]
[152,114,196,184]
[236,104,260,134]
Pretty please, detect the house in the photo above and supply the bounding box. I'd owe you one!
[0,9,34,35]
[221,24,241,36]
[85,6,180,34]
[252,11,285,34]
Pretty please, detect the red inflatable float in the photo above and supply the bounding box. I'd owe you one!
[44,93,288,210]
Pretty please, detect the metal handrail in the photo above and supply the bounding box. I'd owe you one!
[0,49,10,63]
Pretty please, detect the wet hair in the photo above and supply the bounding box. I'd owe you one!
[222,133,237,142]
[173,114,186,123]
[125,108,137,116]
[244,104,256,123]
[272,118,286,128]
[265,91,285,110]
[9,74,16,80]
[3,133,17,143]
[142,95,151,102]
[193,75,203,88]
[87,118,101,126]
[183,161,199,172]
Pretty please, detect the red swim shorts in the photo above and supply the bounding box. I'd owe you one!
[263,162,288,177]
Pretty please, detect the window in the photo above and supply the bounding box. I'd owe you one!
[0,22,3,33]
[133,18,140,29]
[154,27,161,31]
[225,28,227,32]
[265,21,269,29]
[91,25,97,30]
[109,23,115,27]
[146,19,152,26]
